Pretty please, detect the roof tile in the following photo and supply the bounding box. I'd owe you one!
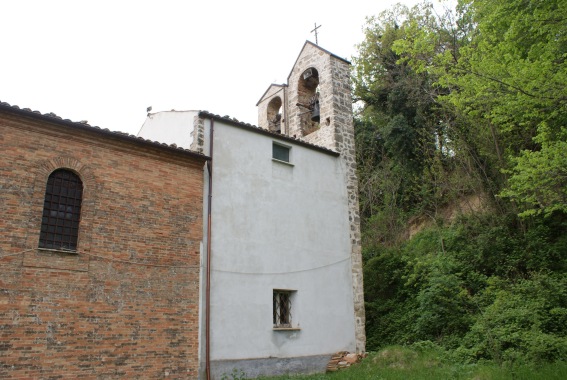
[0,100,209,161]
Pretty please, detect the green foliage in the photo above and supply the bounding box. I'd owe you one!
[501,126,567,217]
[363,213,567,362]
[364,246,419,349]
[441,0,567,217]
[413,259,472,342]
[354,0,567,368]
[221,368,246,380]
[353,2,492,248]
[456,274,567,364]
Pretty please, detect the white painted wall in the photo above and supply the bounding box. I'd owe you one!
[137,110,198,149]
[137,111,357,364]
[207,119,356,360]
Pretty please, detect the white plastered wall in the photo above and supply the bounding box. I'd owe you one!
[207,119,357,360]
[137,110,198,149]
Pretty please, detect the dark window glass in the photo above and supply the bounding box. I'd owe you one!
[273,143,290,162]
[39,169,83,250]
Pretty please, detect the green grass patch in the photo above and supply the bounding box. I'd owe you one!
[257,346,567,380]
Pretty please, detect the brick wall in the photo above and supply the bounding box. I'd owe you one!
[0,111,205,379]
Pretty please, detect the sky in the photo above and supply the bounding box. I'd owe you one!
[1,0,428,136]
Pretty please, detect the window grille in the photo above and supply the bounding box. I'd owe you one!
[273,290,292,328]
[39,169,83,250]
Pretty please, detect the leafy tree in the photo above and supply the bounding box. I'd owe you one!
[355,0,567,364]
[502,126,567,216]
[353,2,493,249]
[442,0,567,216]
[457,274,567,364]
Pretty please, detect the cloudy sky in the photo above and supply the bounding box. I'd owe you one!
[1,0,430,135]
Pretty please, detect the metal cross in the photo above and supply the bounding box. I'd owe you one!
[311,23,321,45]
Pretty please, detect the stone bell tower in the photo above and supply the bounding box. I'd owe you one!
[256,41,366,353]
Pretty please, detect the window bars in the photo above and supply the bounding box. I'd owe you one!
[273,290,292,328]
[39,169,83,250]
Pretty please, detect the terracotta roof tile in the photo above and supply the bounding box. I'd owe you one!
[0,100,209,160]
[198,110,340,157]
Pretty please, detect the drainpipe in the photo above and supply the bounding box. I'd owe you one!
[205,118,214,380]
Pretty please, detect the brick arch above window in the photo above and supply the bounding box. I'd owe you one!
[36,156,96,192]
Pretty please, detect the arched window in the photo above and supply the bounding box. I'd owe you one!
[297,67,320,136]
[39,169,83,250]
[267,97,283,133]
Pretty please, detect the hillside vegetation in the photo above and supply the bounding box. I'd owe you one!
[352,0,567,366]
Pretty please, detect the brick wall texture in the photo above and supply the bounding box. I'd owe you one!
[0,111,205,379]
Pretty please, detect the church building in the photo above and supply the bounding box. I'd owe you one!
[0,42,364,379]
[0,102,208,378]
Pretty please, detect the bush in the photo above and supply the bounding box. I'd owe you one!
[363,212,567,365]
[413,262,473,343]
[455,274,567,364]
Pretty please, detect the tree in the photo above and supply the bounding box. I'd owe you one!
[355,0,567,361]
[443,0,567,216]
[353,2,487,247]
[502,126,567,216]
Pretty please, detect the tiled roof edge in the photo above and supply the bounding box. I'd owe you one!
[198,110,340,157]
[255,84,287,106]
[0,101,210,162]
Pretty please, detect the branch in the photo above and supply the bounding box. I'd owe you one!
[456,67,567,102]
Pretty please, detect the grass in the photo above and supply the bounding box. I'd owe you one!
[256,346,567,380]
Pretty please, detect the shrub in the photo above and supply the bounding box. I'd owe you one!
[456,274,567,364]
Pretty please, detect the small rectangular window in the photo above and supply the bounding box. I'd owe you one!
[272,143,290,163]
[273,289,294,328]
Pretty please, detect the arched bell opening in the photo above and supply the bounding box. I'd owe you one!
[267,97,283,133]
[297,67,320,136]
